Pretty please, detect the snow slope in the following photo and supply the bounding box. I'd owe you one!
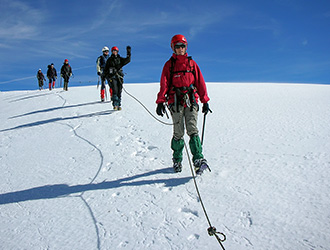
[1,83,330,250]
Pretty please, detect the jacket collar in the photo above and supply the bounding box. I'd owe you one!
[172,53,188,60]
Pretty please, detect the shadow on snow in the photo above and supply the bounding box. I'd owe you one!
[9,101,103,119]
[0,168,192,205]
[0,109,115,132]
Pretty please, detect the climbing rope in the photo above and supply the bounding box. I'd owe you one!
[184,141,226,249]
[123,86,176,126]
[123,85,227,249]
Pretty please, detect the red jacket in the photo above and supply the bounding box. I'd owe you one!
[156,53,210,105]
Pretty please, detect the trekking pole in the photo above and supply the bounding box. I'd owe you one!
[201,108,212,145]
[97,76,100,89]
[201,108,212,172]
[60,77,62,88]
[105,84,108,101]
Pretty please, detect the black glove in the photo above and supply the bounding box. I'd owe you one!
[97,72,101,76]
[156,103,165,116]
[126,46,131,56]
[202,102,210,114]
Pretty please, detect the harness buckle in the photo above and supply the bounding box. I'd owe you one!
[183,93,191,107]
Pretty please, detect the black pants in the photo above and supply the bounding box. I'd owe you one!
[100,75,110,90]
[38,79,44,89]
[110,77,123,107]
[63,76,70,90]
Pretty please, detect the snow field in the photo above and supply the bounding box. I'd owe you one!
[1,82,330,249]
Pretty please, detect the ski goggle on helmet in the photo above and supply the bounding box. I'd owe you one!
[171,34,187,50]
[102,46,109,52]
[111,46,119,52]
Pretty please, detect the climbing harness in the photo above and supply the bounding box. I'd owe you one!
[172,85,198,112]
[123,86,227,249]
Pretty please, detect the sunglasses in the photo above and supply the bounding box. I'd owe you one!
[174,44,186,49]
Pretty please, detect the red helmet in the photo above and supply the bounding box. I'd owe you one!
[111,46,119,52]
[64,59,68,63]
[171,34,187,50]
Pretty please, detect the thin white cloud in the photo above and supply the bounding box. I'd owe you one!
[0,42,11,48]
[0,76,35,84]
[241,16,282,38]
[0,0,45,40]
[94,2,237,44]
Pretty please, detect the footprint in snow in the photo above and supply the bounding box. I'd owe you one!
[240,211,253,227]
[180,207,199,217]
[188,234,200,241]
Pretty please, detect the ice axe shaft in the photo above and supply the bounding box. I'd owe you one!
[201,108,212,145]
[164,107,169,119]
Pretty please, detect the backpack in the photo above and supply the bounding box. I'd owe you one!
[97,55,108,69]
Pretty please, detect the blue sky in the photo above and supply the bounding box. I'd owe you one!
[0,0,330,91]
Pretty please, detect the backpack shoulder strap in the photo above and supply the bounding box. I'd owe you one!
[166,57,176,99]
[187,56,195,75]
[170,56,176,77]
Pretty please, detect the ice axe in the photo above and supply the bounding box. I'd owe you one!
[201,108,212,146]
[201,108,212,172]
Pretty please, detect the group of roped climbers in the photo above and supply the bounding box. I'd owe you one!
[96,37,209,174]
[36,60,72,91]
[36,35,210,175]
[96,45,131,110]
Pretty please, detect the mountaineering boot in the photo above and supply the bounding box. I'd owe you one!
[173,160,182,173]
[189,135,204,162]
[171,137,184,164]
[193,158,209,175]
[112,95,120,109]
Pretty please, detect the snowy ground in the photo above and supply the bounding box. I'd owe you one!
[1,82,330,250]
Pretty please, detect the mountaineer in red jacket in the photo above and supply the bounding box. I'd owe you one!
[156,34,211,175]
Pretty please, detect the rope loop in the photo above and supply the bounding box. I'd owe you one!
[208,226,226,241]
